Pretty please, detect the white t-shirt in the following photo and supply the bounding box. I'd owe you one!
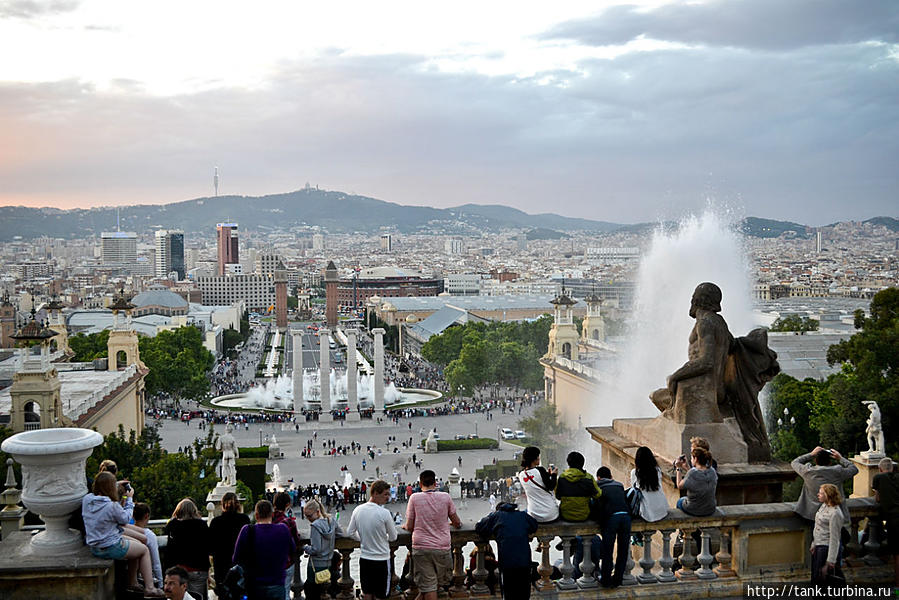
[346,501,398,561]
[629,467,670,522]
[518,467,559,522]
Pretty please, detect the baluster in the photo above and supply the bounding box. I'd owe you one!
[637,530,658,584]
[576,535,598,589]
[450,542,467,598]
[675,528,697,580]
[621,539,637,586]
[404,542,419,600]
[336,547,355,600]
[536,535,554,591]
[389,545,403,600]
[657,529,677,583]
[470,540,491,596]
[695,529,717,579]
[863,518,884,566]
[714,528,735,577]
[846,517,862,562]
[557,535,578,590]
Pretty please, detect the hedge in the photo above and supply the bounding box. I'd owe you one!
[421,438,499,451]
[476,459,521,480]
[236,458,266,499]
[237,446,269,459]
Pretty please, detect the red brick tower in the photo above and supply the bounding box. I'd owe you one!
[325,260,338,327]
[274,271,288,329]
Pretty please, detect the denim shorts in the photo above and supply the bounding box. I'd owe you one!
[90,538,130,560]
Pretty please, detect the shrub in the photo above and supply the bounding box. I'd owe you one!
[424,438,499,451]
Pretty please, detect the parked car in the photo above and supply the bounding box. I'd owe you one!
[515,430,527,439]
[500,428,515,440]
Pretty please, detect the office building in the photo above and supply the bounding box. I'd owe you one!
[216,222,239,276]
[380,234,393,253]
[101,231,137,267]
[196,274,275,311]
[154,230,185,280]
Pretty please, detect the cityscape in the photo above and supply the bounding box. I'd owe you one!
[0,1,897,599]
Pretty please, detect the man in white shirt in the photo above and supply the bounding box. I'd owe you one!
[347,480,398,600]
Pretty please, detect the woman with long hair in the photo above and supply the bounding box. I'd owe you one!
[209,492,250,597]
[675,447,717,516]
[302,499,344,600]
[811,484,845,585]
[82,471,165,597]
[516,446,559,522]
[164,498,211,600]
[629,446,669,522]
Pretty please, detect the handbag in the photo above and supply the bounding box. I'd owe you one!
[314,567,332,584]
[626,486,643,519]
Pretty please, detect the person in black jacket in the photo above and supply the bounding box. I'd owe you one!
[595,467,631,588]
[208,492,250,599]
[475,503,538,599]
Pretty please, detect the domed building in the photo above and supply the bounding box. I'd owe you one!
[130,285,189,317]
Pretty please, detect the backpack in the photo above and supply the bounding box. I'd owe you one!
[221,524,255,600]
[625,486,643,519]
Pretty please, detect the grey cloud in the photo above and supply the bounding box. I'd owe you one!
[0,42,896,224]
[543,0,899,50]
[0,0,80,19]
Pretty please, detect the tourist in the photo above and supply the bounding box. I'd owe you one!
[629,446,669,522]
[675,447,717,516]
[232,500,296,600]
[82,471,165,598]
[302,499,344,600]
[164,566,199,600]
[810,484,844,585]
[133,502,163,589]
[208,492,250,598]
[163,499,211,600]
[792,446,857,524]
[873,458,899,587]
[402,469,462,600]
[272,492,302,599]
[517,446,559,523]
[475,501,537,599]
[555,451,601,522]
[346,480,398,600]
[594,467,631,588]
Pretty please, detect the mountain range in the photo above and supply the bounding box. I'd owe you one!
[0,188,895,241]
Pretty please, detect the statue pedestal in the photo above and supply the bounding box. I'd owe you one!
[345,411,361,422]
[319,413,333,423]
[206,483,238,517]
[850,454,886,498]
[589,419,795,506]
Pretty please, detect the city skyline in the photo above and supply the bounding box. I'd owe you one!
[1,1,897,225]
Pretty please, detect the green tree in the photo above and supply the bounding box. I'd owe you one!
[69,330,110,362]
[222,328,243,357]
[140,326,215,401]
[130,453,218,518]
[517,400,570,465]
[770,315,819,332]
[86,425,165,478]
[765,374,822,461]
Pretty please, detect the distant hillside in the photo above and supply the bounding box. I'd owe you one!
[526,227,569,240]
[864,216,899,232]
[739,217,811,239]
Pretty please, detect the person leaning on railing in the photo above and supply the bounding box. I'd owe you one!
[208,492,250,597]
[163,499,211,600]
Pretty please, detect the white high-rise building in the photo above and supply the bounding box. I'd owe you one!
[444,237,464,255]
[154,230,185,279]
[380,234,393,252]
[101,232,137,267]
[312,234,325,251]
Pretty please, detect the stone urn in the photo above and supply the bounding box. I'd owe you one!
[1,427,103,555]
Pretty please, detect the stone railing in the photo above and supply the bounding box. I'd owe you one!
[67,364,137,420]
[552,357,602,382]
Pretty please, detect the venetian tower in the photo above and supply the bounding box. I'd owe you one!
[107,290,145,371]
[581,289,605,344]
[9,310,70,432]
[546,286,580,360]
[45,296,72,357]
[0,294,14,348]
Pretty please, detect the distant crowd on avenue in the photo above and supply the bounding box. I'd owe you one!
[77,434,898,600]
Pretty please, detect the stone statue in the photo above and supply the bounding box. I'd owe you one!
[425,429,439,454]
[650,282,780,462]
[862,400,885,457]
[215,424,239,486]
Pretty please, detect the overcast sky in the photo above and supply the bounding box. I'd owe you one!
[1,0,896,225]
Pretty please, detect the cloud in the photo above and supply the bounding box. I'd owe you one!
[0,0,81,19]
[543,0,899,50]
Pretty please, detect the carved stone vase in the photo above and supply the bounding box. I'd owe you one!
[1,427,103,555]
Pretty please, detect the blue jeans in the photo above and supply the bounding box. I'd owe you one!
[599,512,631,587]
[283,564,295,600]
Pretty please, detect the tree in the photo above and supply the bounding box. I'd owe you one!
[86,425,165,478]
[770,315,819,332]
[69,330,110,362]
[222,328,243,357]
[518,400,571,465]
[130,453,218,518]
[139,326,215,401]
[765,374,822,462]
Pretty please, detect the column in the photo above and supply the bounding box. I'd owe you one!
[319,329,332,422]
[373,328,385,413]
[345,330,360,421]
[291,331,303,416]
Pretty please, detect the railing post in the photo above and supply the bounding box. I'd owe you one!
[536,535,555,591]
[637,530,658,584]
[714,527,735,577]
[576,535,598,589]
[846,517,862,562]
[621,542,637,586]
[863,518,884,566]
[389,545,403,600]
[657,529,677,582]
[470,540,491,596]
[404,542,419,600]
[557,535,578,590]
[337,547,355,600]
[450,542,468,598]
[675,528,697,580]
[695,528,717,579]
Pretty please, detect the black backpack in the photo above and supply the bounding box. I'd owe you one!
[221,524,255,600]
